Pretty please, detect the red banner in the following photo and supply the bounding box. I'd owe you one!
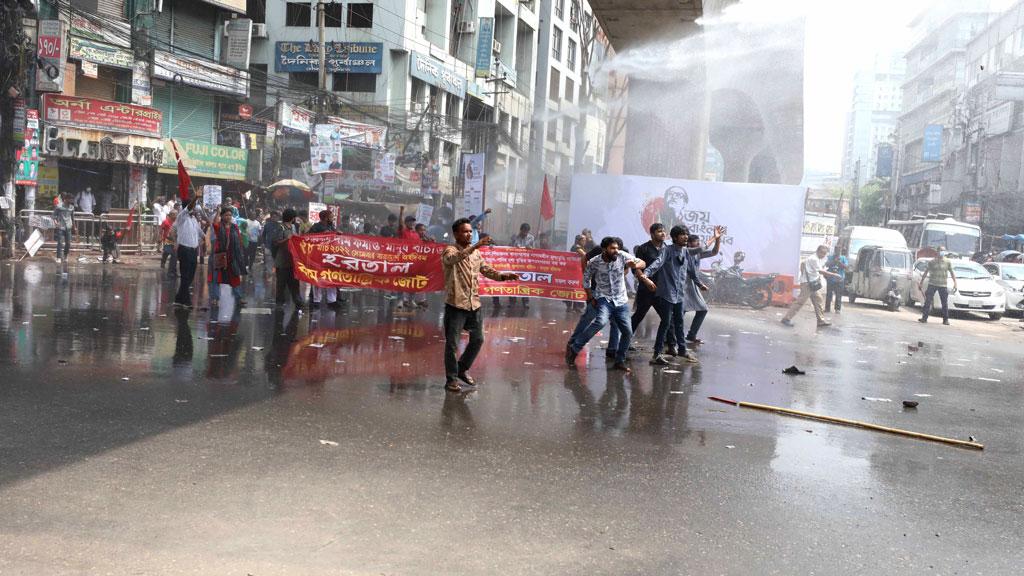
[479,247,585,301]
[42,94,163,137]
[290,233,447,292]
[289,234,586,300]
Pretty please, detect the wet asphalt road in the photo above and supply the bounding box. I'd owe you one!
[1,258,1022,575]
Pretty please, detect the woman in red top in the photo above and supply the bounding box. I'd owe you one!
[208,207,248,306]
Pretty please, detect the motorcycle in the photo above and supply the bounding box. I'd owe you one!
[706,262,778,310]
[884,276,902,312]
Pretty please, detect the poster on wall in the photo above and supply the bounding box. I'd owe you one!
[15,110,39,186]
[131,60,152,106]
[375,152,396,183]
[36,20,68,93]
[307,202,327,223]
[309,121,387,174]
[568,175,807,282]
[461,153,485,218]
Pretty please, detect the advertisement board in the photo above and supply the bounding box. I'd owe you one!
[36,20,68,93]
[42,94,163,137]
[159,139,248,180]
[275,41,383,74]
[309,121,387,174]
[69,37,133,69]
[15,110,39,185]
[461,153,485,217]
[223,18,253,70]
[475,18,495,78]
[922,125,943,162]
[568,175,807,281]
[152,50,249,97]
[279,101,314,134]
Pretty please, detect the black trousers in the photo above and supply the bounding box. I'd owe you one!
[825,281,843,311]
[443,304,484,382]
[920,286,950,322]
[631,288,675,346]
[275,266,303,307]
[175,246,198,305]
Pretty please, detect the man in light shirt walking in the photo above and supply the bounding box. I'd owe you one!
[782,244,841,327]
[173,198,208,308]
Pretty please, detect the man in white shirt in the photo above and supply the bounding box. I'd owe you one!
[782,244,841,327]
[173,198,208,308]
[75,187,96,242]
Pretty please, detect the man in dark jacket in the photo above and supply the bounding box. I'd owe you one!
[308,209,339,308]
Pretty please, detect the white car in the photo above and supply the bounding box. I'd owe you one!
[982,261,1024,315]
[910,258,1006,320]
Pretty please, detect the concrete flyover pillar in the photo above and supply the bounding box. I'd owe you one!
[622,22,708,179]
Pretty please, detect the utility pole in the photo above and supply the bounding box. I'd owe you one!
[852,158,861,225]
[316,0,327,116]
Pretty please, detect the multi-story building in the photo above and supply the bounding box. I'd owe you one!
[841,54,905,189]
[248,0,539,233]
[958,0,1024,234]
[529,0,610,239]
[894,0,991,219]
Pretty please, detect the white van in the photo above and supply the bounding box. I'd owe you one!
[837,226,909,268]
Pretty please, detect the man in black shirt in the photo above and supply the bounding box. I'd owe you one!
[631,223,677,354]
[308,209,339,308]
[379,213,399,237]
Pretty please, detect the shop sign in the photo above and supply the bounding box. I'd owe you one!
[36,20,68,93]
[69,37,134,69]
[410,51,466,98]
[159,139,248,181]
[200,0,246,12]
[153,50,249,97]
[43,125,165,167]
[220,110,268,134]
[37,161,60,198]
[279,101,314,134]
[475,18,494,78]
[81,60,98,78]
[70,14,131,48]
[42,94,163,138]
[132,60,152,106]
[275,41,383,74]
[223,18,253,70]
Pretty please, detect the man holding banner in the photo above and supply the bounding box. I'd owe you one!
[442,218,519,393]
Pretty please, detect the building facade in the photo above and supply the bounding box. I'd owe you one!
[248,0,539,232]
[894,1,991,219]
[841,54,905,189]
[529,0,611,239]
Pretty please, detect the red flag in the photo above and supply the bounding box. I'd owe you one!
[540,175,555,221]
[170,139,192,202]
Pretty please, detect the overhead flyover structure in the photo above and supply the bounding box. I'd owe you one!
[592,0,805,184]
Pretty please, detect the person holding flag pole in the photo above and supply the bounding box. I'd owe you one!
[170,139,209,309]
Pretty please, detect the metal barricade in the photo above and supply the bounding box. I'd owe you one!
[16,208,160,256]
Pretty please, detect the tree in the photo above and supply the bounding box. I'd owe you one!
[856,179,888,226]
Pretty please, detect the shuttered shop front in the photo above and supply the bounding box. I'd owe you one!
[172,2,216,59]
[152,85,216,143]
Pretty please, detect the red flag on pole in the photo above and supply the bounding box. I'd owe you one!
[540,175,555,221]
[170,139,192,202]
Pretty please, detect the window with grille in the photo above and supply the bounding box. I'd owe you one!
[551,27,562,61]
[348,3,373,28]
[286,2,311,26]
[333,72,376,93]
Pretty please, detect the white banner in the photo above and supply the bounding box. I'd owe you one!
[568,175,807,279]
[308,202,327,223]
[461,153,484,218]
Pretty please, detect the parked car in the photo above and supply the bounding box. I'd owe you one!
[982,261,1024,315]
[909,258,1006,320]
[847,245,914,311]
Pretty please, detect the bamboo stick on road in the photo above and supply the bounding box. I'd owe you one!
[708,396,984,450]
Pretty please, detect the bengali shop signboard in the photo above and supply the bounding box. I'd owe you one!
[289,234,585,300]
[275,41,383,74]
[42,94,162,137]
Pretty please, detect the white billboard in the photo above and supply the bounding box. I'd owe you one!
[568,175,808,279]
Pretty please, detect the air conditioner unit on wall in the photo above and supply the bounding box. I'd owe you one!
[252,23,268,38]
[492,40,502,54]
[456,21,475,34]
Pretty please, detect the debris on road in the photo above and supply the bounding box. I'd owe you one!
[708,396,984,450]
[902,400,919,408]
[319,440,339,447]
[862,397,892,402]
[914,393,932,398]
[782,365,806,375]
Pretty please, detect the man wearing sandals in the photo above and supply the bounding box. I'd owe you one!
[442,218,519,393]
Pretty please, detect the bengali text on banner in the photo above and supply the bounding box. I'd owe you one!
[289,235,585,300]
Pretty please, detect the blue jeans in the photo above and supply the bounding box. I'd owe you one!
[653,297,686,355]
[572,303,625,353]
[55,229,71,257]
[569,299,633,363]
